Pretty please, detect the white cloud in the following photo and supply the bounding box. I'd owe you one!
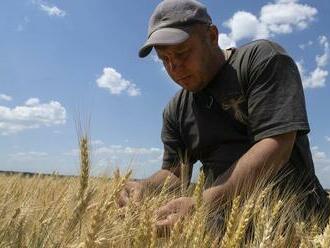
[0,94,12,101]
[127,84,141,96]
[93,145,163,177]
[25,98,40,106]
[311,146,330,188]
[299,40,313,50]
[222,0,317,44]
[316,35,329,68]
[66,143,163,178]
[298,64,328,88]
[260,1,317,34]
[224,11,269,41]
[311,146,330,173]
[91,140,104,146]
[94,145,162,156]
[67,145,162,157]
[8,151,48,162]
[218,33,236,49]
[152,55,162,64]
[39,3,66,17]
[151,55,167,73]
[0,98,66,135]
[311,146,327,160]
[96,67,141,96]
[325,136,330,142]
[297,36,329,89]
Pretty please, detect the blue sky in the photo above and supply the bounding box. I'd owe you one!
[0,0,330,188]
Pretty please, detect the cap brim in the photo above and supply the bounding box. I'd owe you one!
[138,27,191,58]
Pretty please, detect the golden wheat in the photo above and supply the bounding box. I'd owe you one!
[0,134,329,247]
[0,173,329,247]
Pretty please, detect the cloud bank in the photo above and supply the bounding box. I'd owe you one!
[219,0,317,48]
[297,36,329,89]
[0,98,66,135]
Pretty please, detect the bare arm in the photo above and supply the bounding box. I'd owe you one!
[141,168,181,191]
[203,131,297,205]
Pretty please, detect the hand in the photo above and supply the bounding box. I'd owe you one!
[117,180,145,207]
[155,197,195,235]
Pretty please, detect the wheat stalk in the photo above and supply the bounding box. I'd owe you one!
[259,200,283,248]
[168,219,183,248]
[322,218,330,248]
[295,222,309,248]
[229,196,255,248]
[220,195,241,247]
[0,166,328,247]
[78,135,90,201]
[193,171,205,209]
[60,188,95,246]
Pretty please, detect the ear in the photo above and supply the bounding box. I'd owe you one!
[208,25,219,47]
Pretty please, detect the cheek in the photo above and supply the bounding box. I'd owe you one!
[184,59,199,74]
[188,60,204,81]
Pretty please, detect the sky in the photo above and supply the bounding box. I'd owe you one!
[0,0,330,188]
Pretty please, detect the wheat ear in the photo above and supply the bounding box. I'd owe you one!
[60,189,95,246]
[322,217,330,248]
[229,197,255,248]
[183,171,205,246]
[78,135,90,200]
[193,171,205,209]
[221,195,241,247]
[85,171,132,247]
[259,200,283,248]
[295,222,309,248]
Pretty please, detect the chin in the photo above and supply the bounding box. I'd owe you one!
[183,85,201,93]
[178,81,196,91]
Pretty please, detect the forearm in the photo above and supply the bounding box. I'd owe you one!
[142,169,181,191]
[203,132,296,205]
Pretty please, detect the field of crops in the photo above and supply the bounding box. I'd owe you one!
[0,135,329,247]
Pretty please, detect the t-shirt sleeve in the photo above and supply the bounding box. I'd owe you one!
[161,105,195,171]
[247,54,310,142]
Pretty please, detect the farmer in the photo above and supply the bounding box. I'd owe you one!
[118,0,330,230]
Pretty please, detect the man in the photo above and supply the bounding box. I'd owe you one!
[118,0,330,230]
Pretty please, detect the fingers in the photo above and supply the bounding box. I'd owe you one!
[132,189,143,203]
[156,213,179,227]
[155,213,180,237]
[117,182,143,208]
[154,201,180,238]
[155,203,176,221]
[117,188,129,208]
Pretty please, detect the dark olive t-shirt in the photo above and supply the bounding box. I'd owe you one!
[161,39,326,195]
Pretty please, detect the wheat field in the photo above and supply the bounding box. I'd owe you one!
[0,135,329,248]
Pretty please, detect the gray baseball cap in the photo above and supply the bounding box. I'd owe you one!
[139,0,212,58]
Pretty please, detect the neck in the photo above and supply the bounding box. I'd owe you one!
[206,48,227,84]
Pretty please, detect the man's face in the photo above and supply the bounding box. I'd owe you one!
[155,25,216,92]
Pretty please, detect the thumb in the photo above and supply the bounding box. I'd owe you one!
[132,188,143,203]
[156,213,180,228]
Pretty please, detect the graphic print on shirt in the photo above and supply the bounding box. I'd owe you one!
[221,95,248,125]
